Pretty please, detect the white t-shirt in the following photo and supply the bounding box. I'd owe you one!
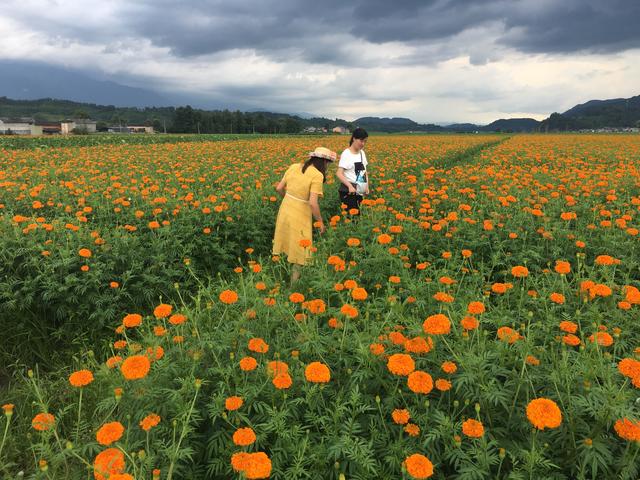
[339,148,368,193]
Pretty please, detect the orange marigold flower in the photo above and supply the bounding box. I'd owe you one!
[106,474,133,480]
[526,355,540,366]
[219,289,239,304]
[563,334,581,346]
[559,321,578,334]
[435,379,452,391]
[2,404,15,416]
[461,249,472,258]
[96,421,124,446]
[289,292,305,303]
[69,369,94,388]
[433,291,454,303]
[549,292,565,304]
[346,237,361,247]
[340,304,358,318]
[404,453,434,479]
[272,372,292,389]
[595,255,620,266]
[122,313,142,328]
[407,370,433,394]
[168,313,186,325]
[462,418,484,438]
[153,303,172,319]
[327,317,342,328]
[389,331,407,345]
[497,326,521,344]
[423,313,451,335]
[377,233,392,244]
[614,418,640,441]
[106,355,123,369]
[233,427,257,446]
[110,281,120,288]
[526,398,562,430]
[467,301,485,314]
[404,423,420,436]
[248,338,269,354]
[387,353,416,376]
[239,356,258,371]
[554,260,571,274]
[624,285,640,304]
[392,409,410,425]
[78,248,92,258]
[305,361,331,383]
[231,452,251,472]
[298,238,312,248]
[439,276,456,285]
[404,336,433,354]
[225,396,243,411]
[617,358,640,381]
[120,355,151,380]
[32,413,55,431]
[304,298,326,314]
[343,279,358,289]
[369,343,385,355]
[267,360,289,376]
[243,452,272,479]
[461,316,479,330]
[491,282,513,294]
[588,332,614,347]
[93,448,125,480]
[511,265,529,278]
[441,361,457,374]
[139,413,161,431]
[351,287,368,301]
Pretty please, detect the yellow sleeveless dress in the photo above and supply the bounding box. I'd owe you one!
[272,163,324,265]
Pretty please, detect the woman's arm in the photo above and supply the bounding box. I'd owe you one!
[336,167,356,194]
[308,192,325,234]
[275,176,286,198]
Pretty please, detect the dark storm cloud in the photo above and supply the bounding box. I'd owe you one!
[114,0,640,62]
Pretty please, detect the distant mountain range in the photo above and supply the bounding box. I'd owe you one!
[0,60,171,108]
[0,59,638,132]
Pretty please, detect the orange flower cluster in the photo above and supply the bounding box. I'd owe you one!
[231,451,272,479]
[387,354,416,376]
[140,413,161,431]
[526,398,562,430]
[96,421,124,446]
[423,314,451,335]
[69,369,94,387]
[120,355,151,380]
[462,419,484,438]
[305,361,331,383]
[404,453,434,479]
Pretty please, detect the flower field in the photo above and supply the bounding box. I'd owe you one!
[1,133,640,479]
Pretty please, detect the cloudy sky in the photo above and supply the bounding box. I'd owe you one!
[1,0,640,123]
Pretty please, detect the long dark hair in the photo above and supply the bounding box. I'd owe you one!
[349,127,368,146]
[302,156,329,183]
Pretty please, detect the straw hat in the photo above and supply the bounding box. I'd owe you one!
[308,146,337,162]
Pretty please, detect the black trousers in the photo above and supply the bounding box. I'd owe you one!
[339,189,363,214]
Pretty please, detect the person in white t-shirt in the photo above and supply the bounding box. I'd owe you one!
[336,127,370,214]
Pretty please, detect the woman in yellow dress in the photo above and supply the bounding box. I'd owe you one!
[273,146,336,283]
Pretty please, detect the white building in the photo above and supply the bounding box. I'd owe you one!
[332,126,348,134]
[61,119,97,134]
[0,118,43,135]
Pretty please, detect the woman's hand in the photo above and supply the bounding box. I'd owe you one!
[317,222,326,234]
[347,183,357,195]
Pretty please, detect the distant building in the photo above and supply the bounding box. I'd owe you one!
[332,126,348,134]
[36,122,62,135]
[107,126,131,134]
[0,117,43,135]
[128,126,155,134]
[61,119,97,134]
